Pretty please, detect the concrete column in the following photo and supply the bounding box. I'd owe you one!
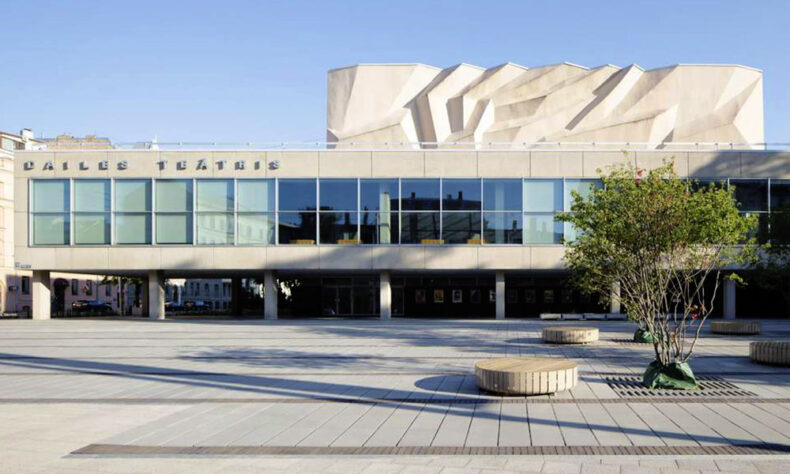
[610,281,621,314]
[495,271,505,320]
[380,271,391,320]
[723,278,736,320]
[148,270,165,320]
[264,271,278,320]
[231,277,243,316]
[31,270,51,320]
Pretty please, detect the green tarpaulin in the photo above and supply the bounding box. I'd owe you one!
[633,328,654,343]
[642,360,698,390]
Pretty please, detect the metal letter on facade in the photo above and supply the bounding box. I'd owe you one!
[197,159,208,170]
[43,161,54,170]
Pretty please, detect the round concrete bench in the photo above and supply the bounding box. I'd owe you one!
[542,326,599,344]
[475,357,578,395]
[711,321,760,335]
[750,341,790,366]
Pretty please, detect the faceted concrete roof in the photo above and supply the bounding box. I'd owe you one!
[327,62,764,148]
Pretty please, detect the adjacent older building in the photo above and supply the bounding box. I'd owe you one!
[10,62,788,320]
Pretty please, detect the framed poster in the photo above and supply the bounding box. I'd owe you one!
[470,289,481,303]
[452,289,463,303]
[434,289,444,303]
[489,290,496,303]
[524,289,536,304]
[415,289,426,304]
[544,289,555,304]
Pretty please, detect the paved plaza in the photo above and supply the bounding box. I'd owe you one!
[2,318,790,472]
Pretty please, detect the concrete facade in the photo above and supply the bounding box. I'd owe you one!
[13,147,789,320]
[17,148,786,274]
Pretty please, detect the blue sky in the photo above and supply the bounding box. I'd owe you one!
[1,0,788,143]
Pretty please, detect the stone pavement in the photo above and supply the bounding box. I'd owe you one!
[1,318,790,472]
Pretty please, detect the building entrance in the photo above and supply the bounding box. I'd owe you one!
[321,285,352,316]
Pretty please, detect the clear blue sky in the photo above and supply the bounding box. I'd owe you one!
[2,0,788,143]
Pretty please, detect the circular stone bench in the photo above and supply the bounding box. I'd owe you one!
[542,326,599,344]
[750,341,790,366]
[475,357,578,395]
[711,321,760,335]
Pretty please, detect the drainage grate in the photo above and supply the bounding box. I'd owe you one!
[604,375,757,398]
[610,338,652,346]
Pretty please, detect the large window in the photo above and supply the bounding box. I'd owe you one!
[73,180,110,245]
[319,179,358,244]
[31,179,70,245]
[441,179,481,244]
[483,179,522,244]
[361,179,398,244]
[524,179,562,244]
[402,179,440,243]
[196,179,234,245]
[114,179,151,244]
[155,180,193,244]
[563,179,602,242]
[279,179,317,244]
[237,179,275,245]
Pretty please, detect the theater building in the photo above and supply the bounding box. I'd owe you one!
[12,62,789,320]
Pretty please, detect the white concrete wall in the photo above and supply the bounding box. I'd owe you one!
[14,149,787,273]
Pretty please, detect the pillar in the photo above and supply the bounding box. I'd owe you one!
[31,270,51,320]
[610,281,621,314]
[723,278,736,320]
[495,271,505,320]
[231,277,243,316]
[264,271,278,320]
[148,270,165,320]
[380,271,391,320]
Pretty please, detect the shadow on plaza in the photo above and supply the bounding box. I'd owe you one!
[0,351,777,447]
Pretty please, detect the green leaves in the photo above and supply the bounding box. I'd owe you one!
[557,161,758,371]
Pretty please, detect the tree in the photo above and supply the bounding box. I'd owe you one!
[558,162,758,389]
[100,276,144,316]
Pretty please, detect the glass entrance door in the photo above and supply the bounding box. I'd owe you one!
[321,286,353,316]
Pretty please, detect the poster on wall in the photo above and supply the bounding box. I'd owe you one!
[470,289,481,303]
[434,289,444,303]
[415,289,426,304]
[452,289,462,303]
[524,289,536,304]
[544,289,555,304]
[489,290,496,303]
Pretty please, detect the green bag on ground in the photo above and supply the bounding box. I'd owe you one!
[633,328,654,343]
[642,360,698,390]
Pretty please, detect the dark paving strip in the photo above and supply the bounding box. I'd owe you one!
[3,396,789,404]
[71,443,790,456]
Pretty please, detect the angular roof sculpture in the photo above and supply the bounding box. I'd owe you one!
[327,62,764,149]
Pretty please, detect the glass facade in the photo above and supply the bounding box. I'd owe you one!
[114,179,151,244]
[31,180,70,245]
[155,180,193,244]
[62,176,790,247]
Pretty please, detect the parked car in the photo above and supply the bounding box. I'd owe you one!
[71,300,114,315]
[165,301,185,313]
